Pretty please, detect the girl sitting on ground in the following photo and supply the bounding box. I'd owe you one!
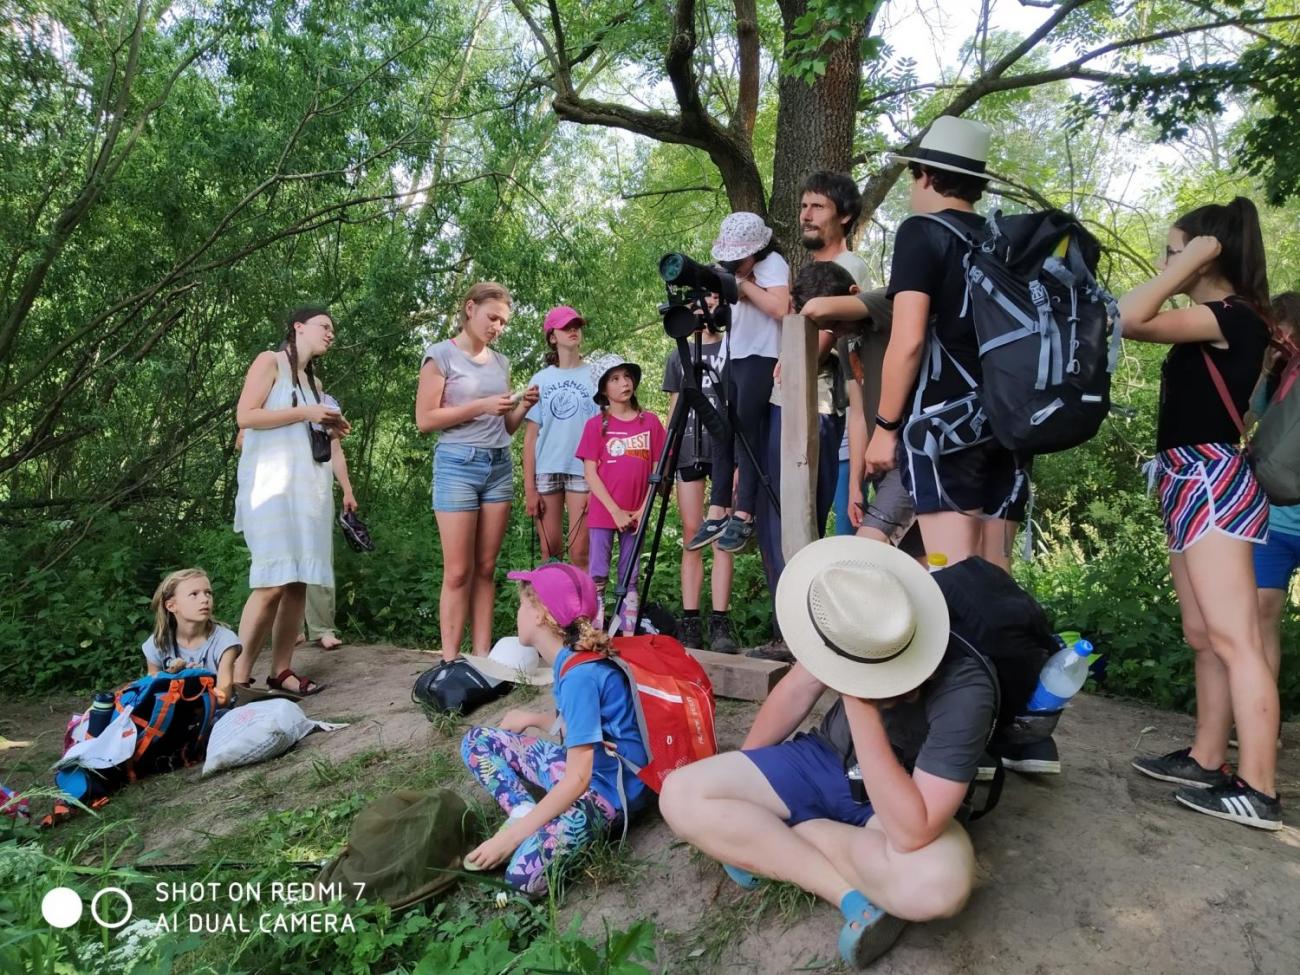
[523,306,598,570]
[1122,197,1281,830]
[142,568,241,705]
[576,356,666,632]
[460,563,649,896]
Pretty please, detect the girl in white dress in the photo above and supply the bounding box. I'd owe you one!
[233,306,346,697]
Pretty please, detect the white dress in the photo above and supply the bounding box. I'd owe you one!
[234,351,334,588]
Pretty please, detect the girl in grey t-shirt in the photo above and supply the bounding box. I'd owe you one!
[143,568,241,705]
[415,282,538,662]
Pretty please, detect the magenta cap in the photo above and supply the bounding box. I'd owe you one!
[543,306,585,333]
[507,563,599,627]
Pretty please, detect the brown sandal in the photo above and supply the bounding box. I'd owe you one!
[266,669,326,698]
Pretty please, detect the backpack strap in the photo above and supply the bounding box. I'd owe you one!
[556,650,638,844]
[950,632,1006,823]
[1200,347,1247,438]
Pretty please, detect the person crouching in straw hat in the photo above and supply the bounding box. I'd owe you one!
[459,563,650,896]
[660,536,995,968]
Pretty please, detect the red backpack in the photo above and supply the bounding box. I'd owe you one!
[559,634,717,793]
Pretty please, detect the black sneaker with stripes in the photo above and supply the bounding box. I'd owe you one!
[1131,747,1231,789]
[1174,777,1282,831]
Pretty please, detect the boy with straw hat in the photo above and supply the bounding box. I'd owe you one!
[660,535,997,968]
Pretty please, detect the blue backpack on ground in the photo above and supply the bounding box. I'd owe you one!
[56,669,220,805]
[911,210,1122,459]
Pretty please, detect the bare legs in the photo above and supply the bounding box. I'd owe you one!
[235,582,307,685]
[435,501,513,661]
[678,479,733,612]
[1172,532,1279,795]
[660,753,973,922]
[536,490,590,571]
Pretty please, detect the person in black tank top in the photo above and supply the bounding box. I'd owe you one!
[1118,197,1281,831]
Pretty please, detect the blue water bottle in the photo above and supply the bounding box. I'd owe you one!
[1026,639,1094,712]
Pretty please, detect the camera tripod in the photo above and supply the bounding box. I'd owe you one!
[606,323,780,636]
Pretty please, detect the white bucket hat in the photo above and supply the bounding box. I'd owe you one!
[711,212,773,262]
[775,537,950,699]
[893,116,992,181]
[463,636,554,686]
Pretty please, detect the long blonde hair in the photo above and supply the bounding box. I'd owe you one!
[520,583,614,657]
[150,568,216,655]
[454,281,512,335]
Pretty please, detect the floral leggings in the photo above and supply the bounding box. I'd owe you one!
[460,725,618,895]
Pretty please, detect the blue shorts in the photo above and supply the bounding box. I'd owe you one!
[432,442,513,512]
[1254,528,1300,590]
[744,732,874,827]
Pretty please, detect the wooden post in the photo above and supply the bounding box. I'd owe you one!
[780,312,818,561]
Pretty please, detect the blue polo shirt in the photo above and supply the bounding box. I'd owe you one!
[552,647,649,814]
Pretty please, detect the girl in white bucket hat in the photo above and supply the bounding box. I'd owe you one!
[688,212,790,557]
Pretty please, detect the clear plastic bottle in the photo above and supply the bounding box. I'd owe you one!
[1026,639,1094,712]
[927,552,949,574]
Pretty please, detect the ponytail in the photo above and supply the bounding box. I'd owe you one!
[1174,196,1270,313]
[565,617,614,657]
[544,330,559,367]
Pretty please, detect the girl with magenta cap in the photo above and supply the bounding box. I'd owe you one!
[460,563,649,896]
[523,306,598,569]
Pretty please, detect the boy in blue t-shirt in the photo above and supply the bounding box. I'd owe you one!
[460,563,648,896]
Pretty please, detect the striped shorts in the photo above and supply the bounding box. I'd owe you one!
[1151,443,1269,553]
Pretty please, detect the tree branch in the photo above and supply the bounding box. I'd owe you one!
[732,0,760,137]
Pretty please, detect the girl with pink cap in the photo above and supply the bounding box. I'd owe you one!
[522,306,598,569]
[460,563,649,896]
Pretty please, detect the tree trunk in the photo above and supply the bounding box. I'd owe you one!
[769,1,864,260]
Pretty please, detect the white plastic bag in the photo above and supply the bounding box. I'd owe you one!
[53,706,137,770]
[202,699,346,776]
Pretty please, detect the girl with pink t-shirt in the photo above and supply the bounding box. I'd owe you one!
[575,356,666,629]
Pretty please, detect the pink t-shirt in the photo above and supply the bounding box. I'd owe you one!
[576,410,667,530]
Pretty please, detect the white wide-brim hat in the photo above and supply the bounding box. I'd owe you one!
[893,116,992,181]
[712,211,773,262]
[463,636,554,686]
[775,537,950,699]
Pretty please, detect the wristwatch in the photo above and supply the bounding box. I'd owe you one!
[874,413,903,432]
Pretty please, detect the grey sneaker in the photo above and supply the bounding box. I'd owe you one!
[677,615,703,650]
[715,515,756,553]
[1132,747,1232,790]
[709,615,739,654]
[685,518,729,551]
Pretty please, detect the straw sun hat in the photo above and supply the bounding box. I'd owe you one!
[775,537,951,700]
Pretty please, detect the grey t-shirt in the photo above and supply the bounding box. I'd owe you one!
[423,339,512,448]
[661,334,724,468]
[812,645,996,785]
[142,624,241,674]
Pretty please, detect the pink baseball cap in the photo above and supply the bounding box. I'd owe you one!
[507,563,599,627]
[543,306,586,333]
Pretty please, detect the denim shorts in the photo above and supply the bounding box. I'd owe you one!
[432,442,513,512]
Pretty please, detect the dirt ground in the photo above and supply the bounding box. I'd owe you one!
[6,642,1300,974]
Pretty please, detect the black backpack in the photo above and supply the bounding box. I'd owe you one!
[937,558,1057,819]
[917,210,1122,457]
[411,659,510,716]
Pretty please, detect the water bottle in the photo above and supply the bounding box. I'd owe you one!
[87,692,115,737]
[621,591,639,637]
[927,552,948,573]
[1026,639,1094,712]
